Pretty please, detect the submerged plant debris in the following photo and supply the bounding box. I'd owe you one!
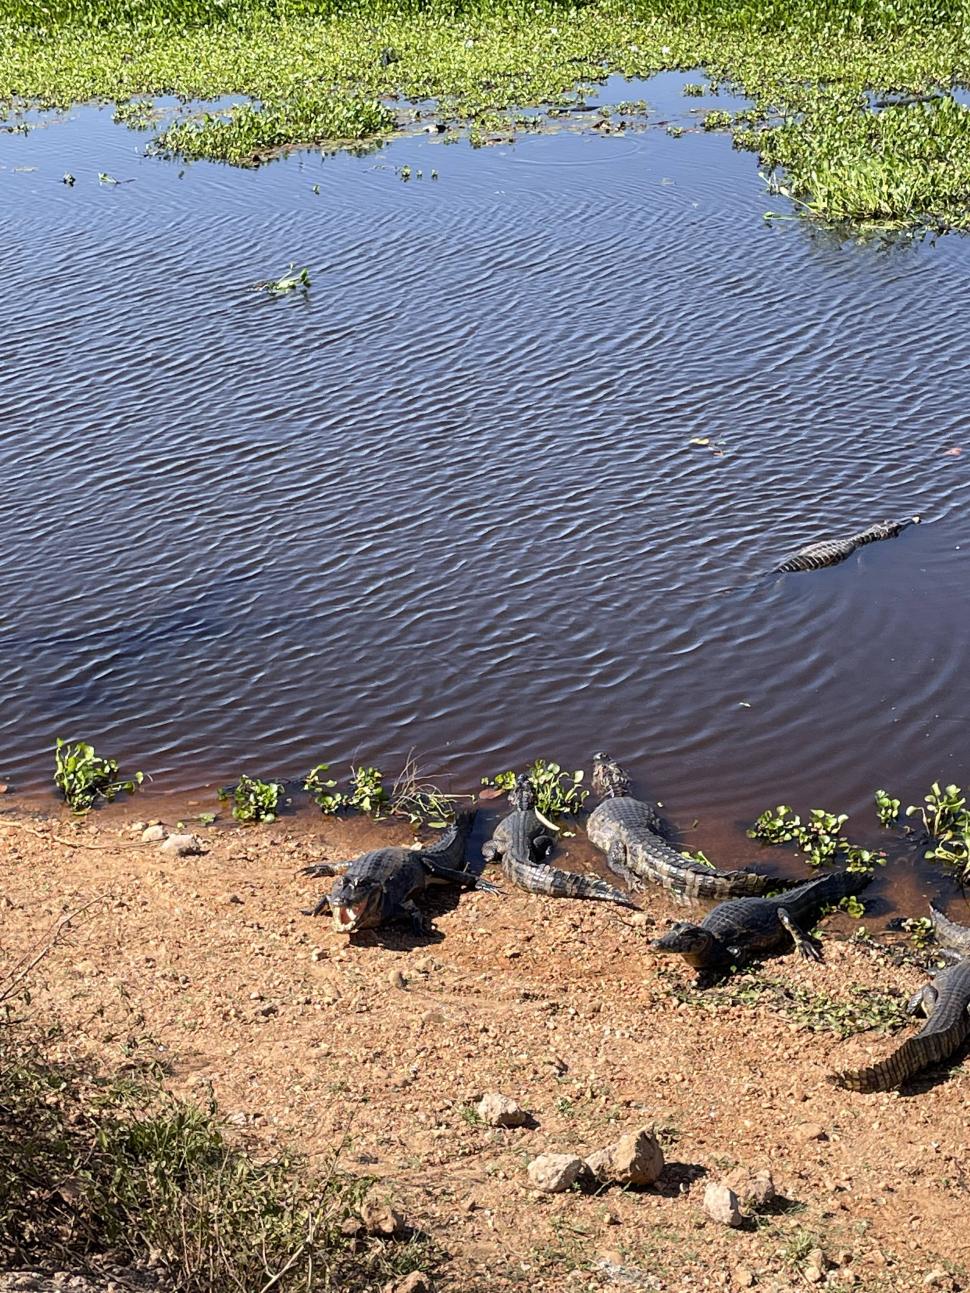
[0,0,969,229]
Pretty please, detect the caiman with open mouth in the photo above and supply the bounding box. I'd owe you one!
[300,810,498,933]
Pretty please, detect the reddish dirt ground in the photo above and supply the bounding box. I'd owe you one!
[1,794,968,1293]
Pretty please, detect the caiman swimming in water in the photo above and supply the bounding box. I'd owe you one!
[774,516,920,573]
[300,810,499,933]
[482,773,638,909]
[587,753,785,902]
[651,868,871,976]
[830,907,970,1092]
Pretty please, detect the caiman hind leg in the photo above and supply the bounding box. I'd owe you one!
[778,908,822,961]
[481,839,503,864]
[907,982,939,1017]
[421,858,505,895]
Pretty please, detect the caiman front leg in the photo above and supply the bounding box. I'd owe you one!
[481,839,503,864]
[778,908,822,961]
[300,860,351,879]
[303,891,334,918]
[401,898,433,935]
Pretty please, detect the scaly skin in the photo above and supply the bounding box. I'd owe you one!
[587,753,784,903]
[930,904,970,960]
[774,516,920,572]
[651,869,871,973]
[301,810,498,933]
[483,774,637,909]
[830,958,970,1092]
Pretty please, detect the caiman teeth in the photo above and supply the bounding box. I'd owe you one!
[331,902,366,931]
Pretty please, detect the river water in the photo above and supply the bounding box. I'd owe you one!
[2,74,968,916]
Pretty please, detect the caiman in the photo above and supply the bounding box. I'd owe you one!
[300,810,499,933]
[930,904,970,960]
[482,773,638,909]
[587,753,784,902]
[830,955,970,1093]
[651,868,871,973]
[774,516,920,573]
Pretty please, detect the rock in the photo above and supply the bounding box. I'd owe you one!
[923,1272,950,1289]
[724,1167,776,1211]
[359,1199,407,1238]
[527,1153,586,1193]
[600,1127,667,1184]
[383,1273,431,1293]
[734,1268,756,1288]
[160,832,203,857]
[388,969,407,990]
[142,824,167,842]
[803,1250,827,1284]
[702,1183,743,1228]
[794,1122,827,1144]
[477,1092,529,1128]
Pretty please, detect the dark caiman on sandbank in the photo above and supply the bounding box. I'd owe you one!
[830,954,970,1093]
[482,774,638,909]
[651,868,871,975]
[587,753,784,902]
[774,516,920,573]
[300,810,499,933]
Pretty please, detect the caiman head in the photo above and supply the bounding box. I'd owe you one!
[591,752,632,799]
[508,773,536,812]
[326,874,386,933]
[651,922,719,968]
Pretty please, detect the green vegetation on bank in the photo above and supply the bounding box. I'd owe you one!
[1,0,970,228]
[0,1021,432,1291]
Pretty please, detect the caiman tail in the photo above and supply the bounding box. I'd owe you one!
[831,1027,964,1094]
[424,809,477,867]
[784,867,872,921]
[504,858,638,910]
[930,904,970,956]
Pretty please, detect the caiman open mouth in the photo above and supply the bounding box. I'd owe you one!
[330,901,368,933]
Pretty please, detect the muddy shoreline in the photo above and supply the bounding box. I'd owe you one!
[2,798,969,1291]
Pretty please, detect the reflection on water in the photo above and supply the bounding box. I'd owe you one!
[1,72,968,919]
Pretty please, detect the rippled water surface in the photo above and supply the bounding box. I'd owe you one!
[2,75,969,911]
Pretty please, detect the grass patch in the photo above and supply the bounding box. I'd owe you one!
[0,1023,435,1291]
[1,0,970,229]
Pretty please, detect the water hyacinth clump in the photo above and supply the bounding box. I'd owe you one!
[1,0,970,230]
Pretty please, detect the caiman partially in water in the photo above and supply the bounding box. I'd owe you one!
[651,868,871,975]
[587,753,784,902]
[300,810,499,933]
[774,516,920,573]
[482,773,638,909]
[830,944,970,1093]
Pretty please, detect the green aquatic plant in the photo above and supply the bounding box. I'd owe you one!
[305,755,460,826]
[703,109,732,130]
[682,82,705,97]
[748,804,883,871]
[482,759,587,820]
[839,894,866,919]
[875,788,901,828]
[253,264,310,296]
[348,764,387,817]
[900,915,935,950]
[680,847,716,869]
[304,762,347,815]
[907,781,970,876]
[3,0,970,231]
[53,738,143,813]
[220,774,282,823]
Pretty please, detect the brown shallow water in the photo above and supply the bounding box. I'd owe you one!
[1,73,968,919]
